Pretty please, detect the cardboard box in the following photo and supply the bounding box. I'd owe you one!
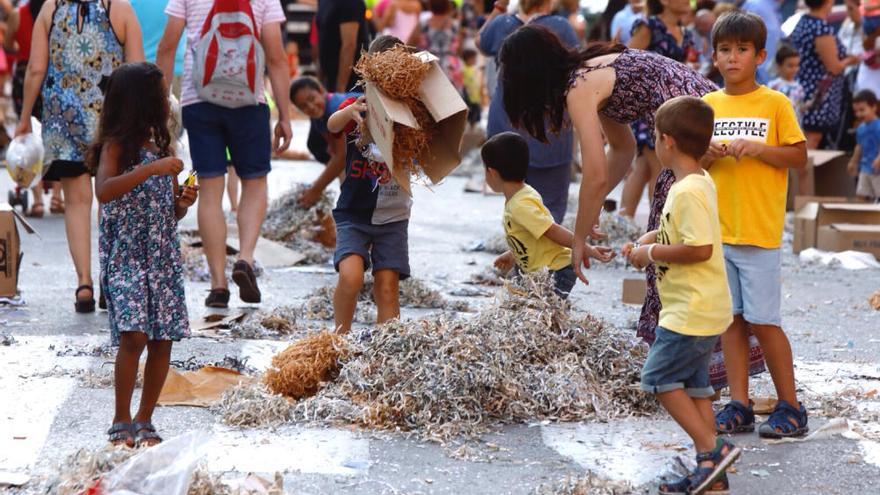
[622,278,647,305]
[794,202,880,253]
[792,195,850,213]
[364,51,468,193]
[0,204,37,297]
[786,151,855,210]
[817,224,880,259]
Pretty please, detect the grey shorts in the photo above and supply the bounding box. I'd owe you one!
[724,244,782,327]
[334,220,410,279]
[857,172,880,199]
[640,326,719,398]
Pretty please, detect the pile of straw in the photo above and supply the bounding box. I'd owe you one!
[261,184,336,265]
[213,383,291,427]
[264,331,349,399]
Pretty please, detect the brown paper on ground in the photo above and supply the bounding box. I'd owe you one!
[158,366,255,407]
[190,311,248,333]
[226,236,306,267]
[752,396,778,415]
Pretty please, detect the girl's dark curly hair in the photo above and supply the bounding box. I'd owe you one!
[86,62,173,171]
[500,25,625,143]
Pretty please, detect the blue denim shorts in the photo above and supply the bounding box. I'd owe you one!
[551,265,577,299]
[640,326,719,398]
[182,102,271,179]
[723,244,782,327]
[334,220,410,279]
[864,14,880,36]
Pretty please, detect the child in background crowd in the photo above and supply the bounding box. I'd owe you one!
[625,96,740,495]
[461,47,482,128]
[289,75,362,207]
[329,35,413,333]
[90,63,198,447]
[702,11,810,439]
[848,89,880,201]
[483,132,613,298]
[768,44,807,123]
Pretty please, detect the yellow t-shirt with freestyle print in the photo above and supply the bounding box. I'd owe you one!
[703,86,806,249]
[656,171,732,336]
[503,185,572,273]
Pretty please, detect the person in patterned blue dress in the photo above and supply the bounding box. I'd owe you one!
[15,0,144,313]
[790,0,859,149]
[90,63,198,448]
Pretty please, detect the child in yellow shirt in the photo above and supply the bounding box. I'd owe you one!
[482,132,612,297]
[624,96,740,495]
[702,11,809,438]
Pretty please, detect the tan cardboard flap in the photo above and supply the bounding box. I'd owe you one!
[819,203,880,213]
[418,56,469,122]
[422,108,468,184]
[807,149,845,167]
[622,278,647,305]
[9,208,39,236]
[827,223,880,233]
[793,195,850,212]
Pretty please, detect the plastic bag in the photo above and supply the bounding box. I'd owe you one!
[100,431,210,495]
[5,118,44,189]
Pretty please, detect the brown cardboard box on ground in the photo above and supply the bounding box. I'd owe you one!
[0,204,38,297]
[364,51,468,193]
[622,278,647,305]
[792,195,851,213]
[793,202,880,253]
[817,224,880,259]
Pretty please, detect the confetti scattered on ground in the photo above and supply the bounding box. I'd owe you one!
[229,306,302,340]
[45,445,137,495]
[213,383,292,428]
[533,472,643,495]
[289,271,655,442]
[261,184,336,265]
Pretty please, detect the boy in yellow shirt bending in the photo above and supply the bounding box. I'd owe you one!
[625,96,740,495]
[703,11,809,438]
[483,132,612,297]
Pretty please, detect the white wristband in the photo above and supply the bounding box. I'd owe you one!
[647,244,657,263]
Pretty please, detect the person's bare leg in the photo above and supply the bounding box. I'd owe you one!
[236,177,267,265]
[61,175,94,295]
[226,165,240,213]
[197,176,228,289]
[30,182,45,213]
[620,156,648,217]
[750,323,799,405]
[113,332,147,427]
[133,340,172,447]
[657,390,717,460]
[333,256,365,333]
[721,315,751,405]
[373,269,401,324]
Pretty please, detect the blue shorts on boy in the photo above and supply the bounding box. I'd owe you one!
[182,103,272,179]
[704,86,805,327]
[333,101,413,277]
[640,171,731,397]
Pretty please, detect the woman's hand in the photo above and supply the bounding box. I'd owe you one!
[14,118,31,138]
[571,237,593,284]
[150,157,184,177]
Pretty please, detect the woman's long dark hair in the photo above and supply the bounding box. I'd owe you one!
[29,0,47,19]
[500,25,625,143]
[87,62,173,172]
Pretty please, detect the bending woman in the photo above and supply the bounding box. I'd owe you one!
[499,24,714,284]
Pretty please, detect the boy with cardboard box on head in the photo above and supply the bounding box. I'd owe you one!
[327,35,414,334]
[701,11,810,438]
[482,132,613,297]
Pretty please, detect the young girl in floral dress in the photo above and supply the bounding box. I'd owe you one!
[89,62,198,448]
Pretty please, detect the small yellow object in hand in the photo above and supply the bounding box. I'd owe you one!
[183,170,197,188]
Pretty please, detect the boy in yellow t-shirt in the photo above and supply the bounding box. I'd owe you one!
[624,96,740,495]
[482,132,612,298]
[702,12,809,439]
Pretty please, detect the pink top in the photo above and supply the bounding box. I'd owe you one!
[165,0,286,106]
[375,0,419,42]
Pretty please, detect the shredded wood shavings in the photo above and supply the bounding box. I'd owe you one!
[180,234,237,282]
[355,45,430,99]
[533,472,643,495]
[1,332,16,346]
[188,470,284,495]
[300,277,467,323]
[870,290,880,310]
[46,445,137,495]
[229,306,302,340]
[170,355,258,375]
[467,268,506,286]
[264,331,349,399]
[261,184,336,265]
[291,271,655,442]
[53,343,114,357]
[213,383,292,428]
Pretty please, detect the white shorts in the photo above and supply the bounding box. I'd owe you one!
[856,172,880,199]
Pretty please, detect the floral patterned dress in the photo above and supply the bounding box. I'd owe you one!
[568,49,766,389]
[791,14,846,132]
[100,149,189,346]
[41,0,122,166]
[630,17,696,152]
